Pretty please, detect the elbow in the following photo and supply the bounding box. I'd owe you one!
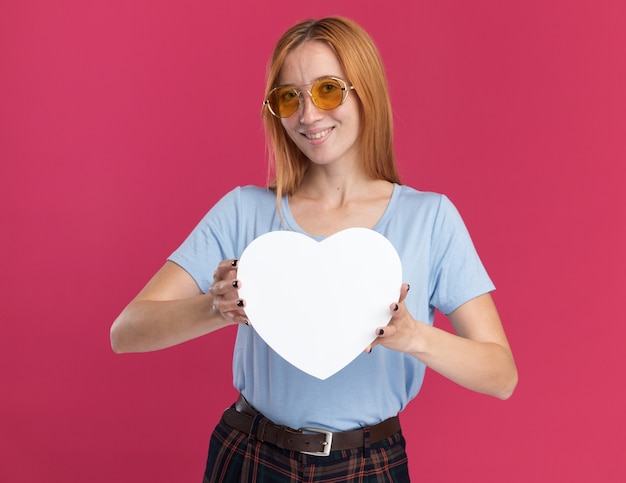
[497,384,517,401]
[110,305,157,354]
[110,318,133,354]
[496,366,519,400]
[110,323,125,354]
[110,301,145,354]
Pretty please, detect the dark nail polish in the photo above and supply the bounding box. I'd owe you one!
[406,284,410,292]
[231,259,238,267]
[232,280,239,288]
[394,303,399,311]
[236,300,244,307]
[378,329,385,336]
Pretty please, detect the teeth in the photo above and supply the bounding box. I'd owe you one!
[305,128,331,140]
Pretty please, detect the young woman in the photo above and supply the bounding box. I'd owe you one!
[111,16,518,482]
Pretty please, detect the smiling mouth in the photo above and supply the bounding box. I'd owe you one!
[304,128,332,140]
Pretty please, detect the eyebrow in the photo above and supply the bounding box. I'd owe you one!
[275,76,342,89]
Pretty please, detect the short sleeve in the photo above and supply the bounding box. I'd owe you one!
[168,187,243,293]
[428,195,495,314]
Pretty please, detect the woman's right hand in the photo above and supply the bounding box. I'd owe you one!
[209,259,249,325]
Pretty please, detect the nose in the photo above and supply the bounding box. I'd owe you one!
[298,90,323,124]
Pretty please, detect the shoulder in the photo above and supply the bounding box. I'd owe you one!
[393,184,451,214]
[396,184,442,201]
[223,185,276,205]
[389,185,469,237]
[211,185,276,211]
[205,186,280,237]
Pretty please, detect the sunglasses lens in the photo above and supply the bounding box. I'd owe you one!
[311,78,344,110]
[267,87,299,118]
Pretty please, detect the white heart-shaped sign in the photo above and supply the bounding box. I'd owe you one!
[237,228,402,380]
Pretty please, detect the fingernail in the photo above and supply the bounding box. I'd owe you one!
[232,280,239,288]
[231,259,238,267]
[407,284,410,292]
[236,300,244,307]
[393,303,399,312]
[378,328,385,336]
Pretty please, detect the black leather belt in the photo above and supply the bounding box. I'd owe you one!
[221,395,401,456]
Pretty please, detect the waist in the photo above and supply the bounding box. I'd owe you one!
[221,394,402,457]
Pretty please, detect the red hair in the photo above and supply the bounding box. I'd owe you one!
[262,17,400,203]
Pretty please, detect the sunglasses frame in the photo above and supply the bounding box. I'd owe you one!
[264,76,355,118]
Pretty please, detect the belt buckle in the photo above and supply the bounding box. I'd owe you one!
[299,427,333,456]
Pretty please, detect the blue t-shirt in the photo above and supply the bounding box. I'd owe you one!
[169,184,494,431]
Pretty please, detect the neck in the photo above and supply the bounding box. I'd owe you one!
[297,164,374,203]
[288,169,395,237]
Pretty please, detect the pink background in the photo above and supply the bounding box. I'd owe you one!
[1,1,625,481]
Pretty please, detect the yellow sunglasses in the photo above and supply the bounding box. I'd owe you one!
[264,77,355,118]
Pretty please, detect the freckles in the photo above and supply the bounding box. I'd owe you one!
[281,119,292,131]
[280,116,297,134]
[281,124,300,145]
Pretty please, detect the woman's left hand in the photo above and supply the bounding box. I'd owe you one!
[366,286,518,400]
[365,283,419,354]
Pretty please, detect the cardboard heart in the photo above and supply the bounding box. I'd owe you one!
[237,228,402,380]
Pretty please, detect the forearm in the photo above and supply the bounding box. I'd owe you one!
[372,291,518,399]
[411,323,518,400]
[110,295,228,353]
